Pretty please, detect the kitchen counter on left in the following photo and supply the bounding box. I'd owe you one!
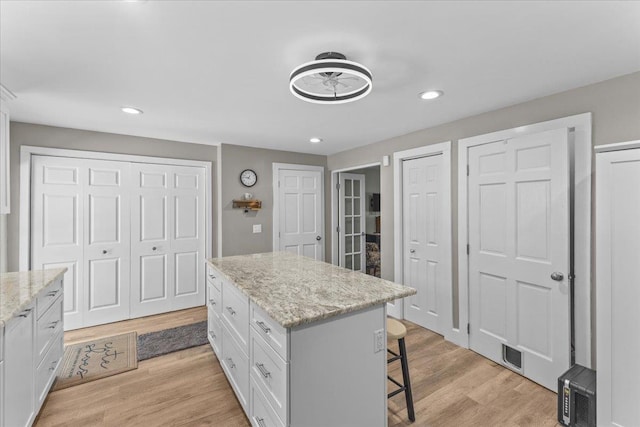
[0,268,67,327]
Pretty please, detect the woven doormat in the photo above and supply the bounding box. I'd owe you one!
[137,320,208,361]
[53,332,138,391]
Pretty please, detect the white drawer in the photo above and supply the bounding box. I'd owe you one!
[222,323,249,411]
[206,264,222,291]
[222,281,250,351]
[207,307,222,356]
[250,376,285,427]
[250,302,289,361]
[207,281,222,316]
[36,295,63,363]
[250,329,288,424]
[35,329,63,406]
[36,277,62,319]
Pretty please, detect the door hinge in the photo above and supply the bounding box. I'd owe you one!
[466,244,470,255]
[466,165,470,176]
[336,183,340,190]
[278,232,281,238]
[278,180,281,187]
[336,226,340,233]
[467,323,470,334]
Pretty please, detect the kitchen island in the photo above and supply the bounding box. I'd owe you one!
[206,252,415,427]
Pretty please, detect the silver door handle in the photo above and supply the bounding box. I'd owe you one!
[209,299,216,306]
[18,308,33,318]
[226,306,236,316]
[208,274,216,279]
[226,357,235,369]
[316,235,322,241]
[410,249,415,253]
[255,363,271,378]
[254,417,267,427]
[551,272,564,281]
[48,321,59,329]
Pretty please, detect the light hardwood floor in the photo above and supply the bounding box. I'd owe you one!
[36,308,558,426]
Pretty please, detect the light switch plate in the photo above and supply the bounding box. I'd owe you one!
[374,329,385,353]
[253,224,262,233]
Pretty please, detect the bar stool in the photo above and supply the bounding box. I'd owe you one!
[387,318,415,422]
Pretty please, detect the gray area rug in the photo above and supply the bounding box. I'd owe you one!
[137,320,208,361]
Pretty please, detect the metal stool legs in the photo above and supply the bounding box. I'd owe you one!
[387,337,415,422]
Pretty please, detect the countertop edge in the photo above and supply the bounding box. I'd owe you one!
[0,268,67,328]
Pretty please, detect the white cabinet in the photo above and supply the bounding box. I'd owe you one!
[0,94,10,214]
[1,274,64,427]
[31,155,207,330]
[596,141,640,426]
[4,305,36,427]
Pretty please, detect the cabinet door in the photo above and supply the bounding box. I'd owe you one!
[4,308,35,427]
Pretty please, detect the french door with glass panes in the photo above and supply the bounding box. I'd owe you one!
[339,173,365,272]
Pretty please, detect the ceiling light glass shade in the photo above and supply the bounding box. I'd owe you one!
[419,90,443,100]
[121,106,143,114]
[309,137,323,143]
[290,52,373,104]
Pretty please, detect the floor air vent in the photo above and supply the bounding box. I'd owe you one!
[502,345,522,370]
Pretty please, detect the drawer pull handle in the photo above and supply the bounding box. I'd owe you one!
[18,308,33,317]
[255,363,271,378]
[256,321,271,334]
[49,361,58,372]
[48,321,60,329]
[226,357,236,369]
[226,306,236,316]
[254,417,267,427]
[210,332,216,340]
[209,299,216,306]
[46,289,60,297]
[209,274,216,279]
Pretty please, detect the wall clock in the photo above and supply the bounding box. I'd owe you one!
[240,169,257,187]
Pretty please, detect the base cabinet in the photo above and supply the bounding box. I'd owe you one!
[4,305,36,427]
[1,275,64,427]
[207,264,387,427]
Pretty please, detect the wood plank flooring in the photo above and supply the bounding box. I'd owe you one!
[36,310,558,426]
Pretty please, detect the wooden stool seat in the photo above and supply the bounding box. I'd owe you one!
[387,318,407,340]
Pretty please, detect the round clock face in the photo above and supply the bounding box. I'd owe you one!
[240,169,257,187]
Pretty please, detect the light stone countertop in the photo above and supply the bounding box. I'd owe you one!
[0,268,67,327]
[208,252,416,328]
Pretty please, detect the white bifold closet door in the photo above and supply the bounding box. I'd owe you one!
[130,163,205,318]
[32,156,131,329]
[32,156,206,330]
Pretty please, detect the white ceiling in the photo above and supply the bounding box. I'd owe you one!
[1,1,639,155]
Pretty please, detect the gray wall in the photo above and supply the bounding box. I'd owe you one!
[327,71,640,341]
[7,122,219,271]
[220,143,328,257]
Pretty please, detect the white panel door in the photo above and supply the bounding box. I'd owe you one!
[131,163,205,318]
[131,163,173,317]
[467,128,570,390]
[338,173,365,272]
[278,169,323,260]
[171,165,206,310]
[402,154,447,334]
[83,160,131,327]
[32,156,85,330]
[596,146,640,426]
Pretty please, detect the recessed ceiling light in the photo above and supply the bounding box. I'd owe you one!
[419,90,444,100]
[309,137,323,144]
[121,106,143,115]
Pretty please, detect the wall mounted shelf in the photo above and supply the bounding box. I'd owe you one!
[233,199,262,212]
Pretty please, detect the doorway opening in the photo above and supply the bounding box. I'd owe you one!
[331,163,381,277]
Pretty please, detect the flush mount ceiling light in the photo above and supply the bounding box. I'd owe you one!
[290,52,372,104]
[121,106,143,115]
[419,90,444,100]
[309,137,323,144]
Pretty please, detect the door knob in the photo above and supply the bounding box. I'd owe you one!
[410,249,416,253]
[316,236,322,241]
[102,250,107,254]
[550,272,564,281]
[152,246,157,251]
